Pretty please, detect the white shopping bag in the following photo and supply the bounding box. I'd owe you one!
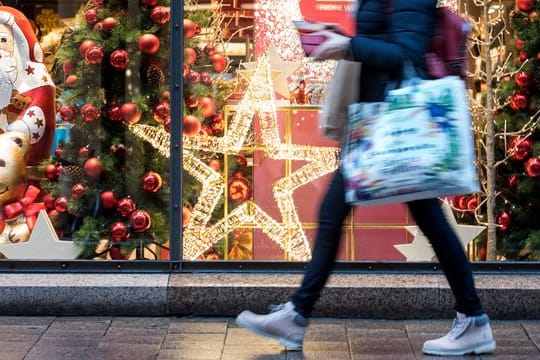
[341,76,478,206]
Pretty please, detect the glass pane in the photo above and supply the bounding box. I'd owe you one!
[0,1,170,260]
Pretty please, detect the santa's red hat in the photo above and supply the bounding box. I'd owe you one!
[0,6,43,63]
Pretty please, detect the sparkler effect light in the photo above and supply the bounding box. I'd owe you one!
[131,51,340,260]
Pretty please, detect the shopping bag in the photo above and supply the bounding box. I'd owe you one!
[319,60,361,141]
[341,76,478,206]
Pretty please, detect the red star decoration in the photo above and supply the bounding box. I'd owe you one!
[34,118,44,128]
[27,110,35,117]
[32,132,40,140]
[25,66,35,75]
[42,75,49,83]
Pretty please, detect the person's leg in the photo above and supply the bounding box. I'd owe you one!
[407,198,483,315]
[292,168,351,317]
[235,169,350,350]
[407,198,496,356]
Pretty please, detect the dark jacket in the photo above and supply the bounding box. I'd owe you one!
[349,0,437,102]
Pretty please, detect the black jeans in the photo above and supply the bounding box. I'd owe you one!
[291,168,484,318]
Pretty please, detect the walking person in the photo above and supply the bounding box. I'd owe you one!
[235,0,497,356]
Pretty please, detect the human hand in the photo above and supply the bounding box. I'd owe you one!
[309,30,350,61]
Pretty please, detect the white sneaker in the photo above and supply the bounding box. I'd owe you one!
[235,302,308,350]
[422,312,497,356]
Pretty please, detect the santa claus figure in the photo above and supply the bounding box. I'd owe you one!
[0,6,55,166]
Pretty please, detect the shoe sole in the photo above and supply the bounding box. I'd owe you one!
[235,315,303,351]
[422,340,496,356]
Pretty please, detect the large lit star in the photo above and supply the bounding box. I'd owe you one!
[240,43,301,98]
[131,51,340,260]
[0,211,80,259]
[394,200,486,261]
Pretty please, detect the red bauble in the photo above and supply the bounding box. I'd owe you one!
[517,0,535,12]
[101,190,117,209]
[210,53,227,72]
[84,157,104,178]
[466,196,478,212]
[43,194,56,210]
[515,71,531,88]
[520,51,528,61]
[141,0,158,5]
[93,0,104,6]
[71,183,86,199]
[79,146,90,158]
[85,9,99,26]
[110,222,129,241]
[142,171,163,192]
[85,46,104,65]
[55,197,69,213]
[186,95,199,110]
[183,19,198,38]
[199,125,212,136]
[210,117,224,133]
[200,72,211,84]
[116,197,136,217]
[198,96,216,118]
[81,104,101,123]
[59,105,77,123]
[208,159,221,172]
[183,115,201,136]
[150,6,170,25]
[188,71,200,83]
[509,93,528,111]
[130,209,152,231]
[184,48,197,65]
[79,40,96,57]
[183,64,190,78]
[479,246,487,261]
[109,247,130,260]
[62,59,73,75]
[101,17,118,33]
[182,206,191,228]
[65,75,78,86]
[508,136,533,161]
[153,102,170,124]
[516,38,524,50]
[525,157,540,176]
[107,105,123,122]
[452,195,468,210]
[508,175,520,187]
[44,164,59,180]
[109,49,129,69]
[228,177,252,203]
[120,102,142,124]
[204,45,216,56]
[530,11,538,20]
[138,34,160,54]
[236,153,247,167]
[497,212,511,231]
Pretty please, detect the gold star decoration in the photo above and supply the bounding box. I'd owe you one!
[0,210,80,259]
[394,200,486,261]
[240,43,301,99]
[130,49,340,260]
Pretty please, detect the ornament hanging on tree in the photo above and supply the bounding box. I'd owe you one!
[183,19,198,38]
[59,105,77,123]
[153,102,170,124]
[138,33,160,54]
[184,48,197,65]
[228,176,252,203]
[81,103,101,123]
[130,209,152,231]
[107,105,123,122]
[85,8,99,26]
[150,6,170,25]
[101,17,118,33]
[509,93,529,111]
[84,157,104,178]
[79,39,96,57]
[44,164,59,181]
[71,183,86,199]
[85,46,104,65]
[43,194,56,210]
[141,0,158,6]
[515,71,531,88]
[210,53,227,72]
[508,136,533,160]
[116,197,136,217]
[110,49,130,69]
[101,191,117,209]
[508,175,520,187]
[142,171,163,192]
[110,221,129,241]
[183,115,201,136]
[54,197,69,213]
[120,102,142,124]
[517,0,535,12]
[65,74,78,86]
[497,211,512,231]
[198,96,216,118]
[525,157,540,176]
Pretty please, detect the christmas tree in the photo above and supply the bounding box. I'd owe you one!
[41,0,171,260]
[459,0,540,261]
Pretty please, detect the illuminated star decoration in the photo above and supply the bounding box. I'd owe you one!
[131,51,340,261]
[240,43,301,98]
[394,200,486,261]
[0,210,80,259]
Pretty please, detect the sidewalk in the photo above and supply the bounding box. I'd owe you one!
[2,316,539,359]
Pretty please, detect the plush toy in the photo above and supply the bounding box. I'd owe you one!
[0,132,44,244]
[0,6,56,166]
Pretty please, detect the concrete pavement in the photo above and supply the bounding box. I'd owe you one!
[0,316,538,359]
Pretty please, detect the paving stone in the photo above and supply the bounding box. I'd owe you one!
[157,348,223,359]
